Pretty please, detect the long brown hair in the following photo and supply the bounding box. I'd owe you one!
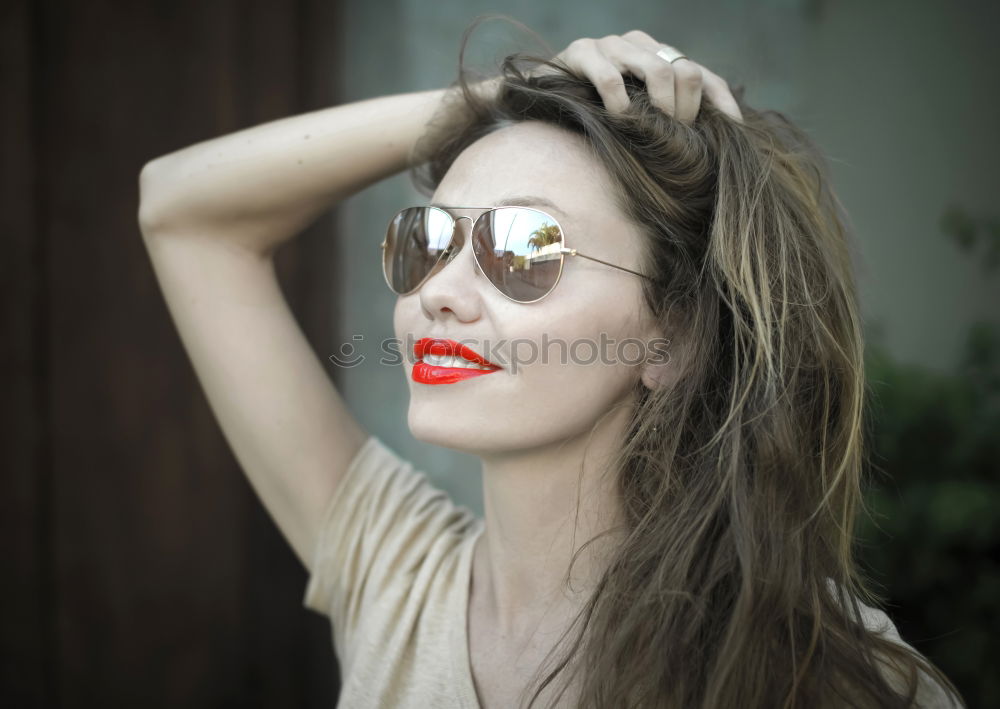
[408,16,965,709]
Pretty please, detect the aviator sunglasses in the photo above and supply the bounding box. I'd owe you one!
[380,205,655,304]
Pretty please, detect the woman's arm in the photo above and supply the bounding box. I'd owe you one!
[137,85,489,570]
[138,86,479,252]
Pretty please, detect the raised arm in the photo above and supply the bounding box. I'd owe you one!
[137,84,490,569]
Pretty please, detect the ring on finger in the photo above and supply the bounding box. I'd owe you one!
[655,45,689,64]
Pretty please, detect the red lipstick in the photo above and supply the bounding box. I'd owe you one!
[412,338,502,385]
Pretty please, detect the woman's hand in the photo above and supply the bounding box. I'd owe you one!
[544,30,742,123]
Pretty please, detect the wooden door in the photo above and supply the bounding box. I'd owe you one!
[1,1,344,706]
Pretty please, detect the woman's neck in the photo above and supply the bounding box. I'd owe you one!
[472,403,632,639]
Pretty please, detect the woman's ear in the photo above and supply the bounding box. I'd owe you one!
[640,339,677,391]
[638,323,679,391]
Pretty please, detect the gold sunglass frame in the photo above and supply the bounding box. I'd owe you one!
[379,205,654,304]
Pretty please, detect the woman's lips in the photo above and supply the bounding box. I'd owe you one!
[412,337,502,385]
[412,362,497,384]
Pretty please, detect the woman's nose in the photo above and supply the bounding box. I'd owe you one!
[418,215,482,318]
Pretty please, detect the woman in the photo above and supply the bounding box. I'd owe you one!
[138,17,964,709]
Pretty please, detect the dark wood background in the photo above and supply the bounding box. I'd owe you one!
[2,1,344,706]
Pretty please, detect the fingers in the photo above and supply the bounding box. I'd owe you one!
[617,32,702,122]
[552,31,743,124]
[620,31,739,123]
[699,66,743,123]
[594,36,678,117]
[661,50,703,124]
[557,39,631,114]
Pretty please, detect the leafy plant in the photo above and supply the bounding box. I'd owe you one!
[852,202,999,706]
[940,205,1000,274]
[857,323,999,707]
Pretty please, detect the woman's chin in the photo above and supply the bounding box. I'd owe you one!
[408,421,483,452]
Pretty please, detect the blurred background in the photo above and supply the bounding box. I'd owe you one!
[2,0,997,707]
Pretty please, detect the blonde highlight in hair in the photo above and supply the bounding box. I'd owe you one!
[408,16,965,709]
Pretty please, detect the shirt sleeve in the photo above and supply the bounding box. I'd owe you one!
[301,435,477,661]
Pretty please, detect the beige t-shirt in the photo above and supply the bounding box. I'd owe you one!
[302,435,961,708]
[303,435,485,708]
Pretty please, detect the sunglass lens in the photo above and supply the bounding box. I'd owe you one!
[472,207,564,302]
[384,207,454,294]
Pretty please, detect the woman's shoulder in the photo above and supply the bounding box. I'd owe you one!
[303,433,479,615]
[824,579,964,708]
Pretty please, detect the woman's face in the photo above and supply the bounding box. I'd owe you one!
[394,120,662,455]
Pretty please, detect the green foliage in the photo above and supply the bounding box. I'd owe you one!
[940,205,1000,275]
[856,322,1000,707]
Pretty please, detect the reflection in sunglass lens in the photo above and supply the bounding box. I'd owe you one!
[472,207,564,302]
[385,206,565,302]
[384,207,454,294]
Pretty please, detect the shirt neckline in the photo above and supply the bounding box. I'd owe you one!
[452,522,486,708]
